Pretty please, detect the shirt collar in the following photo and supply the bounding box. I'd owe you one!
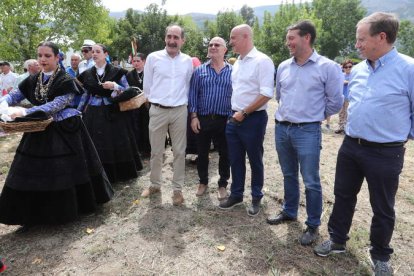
[163,48,181,58]
[290,49,319,65]
[238,47,259,61]
[206,59,231,68]
[366,47,397,69]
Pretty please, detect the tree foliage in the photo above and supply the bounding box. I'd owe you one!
[398,20,414,57]
[312,0,366,59]
[240,5,255,26]
[111,4,207,61]
[0,0,113,61]
[257,2,320,66]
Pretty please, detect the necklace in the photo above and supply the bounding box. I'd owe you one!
[35,67,59,103]
[136,70,143,84]
[96,70,106,85]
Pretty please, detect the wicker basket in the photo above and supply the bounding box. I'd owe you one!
[119,92,147,112]
[0,117,53,133]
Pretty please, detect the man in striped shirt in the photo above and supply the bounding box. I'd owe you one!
[189,37,232,200]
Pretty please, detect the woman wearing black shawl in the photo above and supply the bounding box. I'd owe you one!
[77,44,142,183]
[125,53,151,157]
[0,41,113,229]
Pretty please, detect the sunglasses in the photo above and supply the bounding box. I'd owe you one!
[208,43,223,48]
[81,49,90,53]
[343,65,353,69]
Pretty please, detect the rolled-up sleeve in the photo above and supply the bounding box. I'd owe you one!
[259,57,275,98]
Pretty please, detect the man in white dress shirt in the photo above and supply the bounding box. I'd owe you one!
[218,24,275,216]
[142,24,193,206]
[0,62,17,95]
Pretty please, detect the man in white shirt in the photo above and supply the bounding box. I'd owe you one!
[142,24,193,206]
[218,24,275,216]
[0,62,17,95]
[15,59,40,87]
[78,39,95,74]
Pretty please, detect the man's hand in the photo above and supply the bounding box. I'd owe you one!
[191,117,201,134]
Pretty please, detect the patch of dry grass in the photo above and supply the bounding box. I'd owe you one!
[0,103,413,275]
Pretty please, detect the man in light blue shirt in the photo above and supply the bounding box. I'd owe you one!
[267,20,343,246]
[314,12,414,276]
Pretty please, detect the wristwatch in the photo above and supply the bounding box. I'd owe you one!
[241,110,248,118]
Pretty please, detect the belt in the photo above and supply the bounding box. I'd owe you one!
[275,119,320,127]
[346,135,405,148]
[151,103,174,109]
[199,114,227,120]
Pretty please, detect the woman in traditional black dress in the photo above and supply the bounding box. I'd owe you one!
[77,44,142,183]
[125,53,151,158]
[0,41,113,229]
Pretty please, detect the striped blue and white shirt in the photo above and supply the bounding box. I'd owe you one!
[189,60,232,116]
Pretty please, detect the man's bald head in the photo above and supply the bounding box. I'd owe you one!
[229,24,254,58]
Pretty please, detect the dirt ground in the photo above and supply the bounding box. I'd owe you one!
[0,101,413,275]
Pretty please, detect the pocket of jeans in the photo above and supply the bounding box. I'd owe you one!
[227,117,241,126]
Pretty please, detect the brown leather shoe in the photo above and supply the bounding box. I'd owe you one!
[217,187,228,200]
[196,184,208,196]
[172,191,184,206]
[141,187,161,198]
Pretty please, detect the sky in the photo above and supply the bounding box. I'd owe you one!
[101,0,301,15]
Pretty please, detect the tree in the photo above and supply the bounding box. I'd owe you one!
[0,0,113,61]
[312,0,366,59]
[256,2,320,66]
[398,20,414,57]
[111,8,144,59]
[212,10,244,57]
[178,16,207,60]
[137,4,175,55]
[240,5,255,26]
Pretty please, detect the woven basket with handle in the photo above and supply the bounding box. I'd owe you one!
[0,118,53,133]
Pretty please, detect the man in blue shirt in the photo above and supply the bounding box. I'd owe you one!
[189,37,232,200]
[67,53,81,78]
[314,12,414,276]
[268,20,343,246]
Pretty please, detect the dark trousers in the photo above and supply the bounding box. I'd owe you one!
[328,136,405,261]
[196,116,229,187]
[226,110,267,201]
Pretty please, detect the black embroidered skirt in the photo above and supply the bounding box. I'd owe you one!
[0,116,114,226]
[82,104,143,183]
[128,105,151,157]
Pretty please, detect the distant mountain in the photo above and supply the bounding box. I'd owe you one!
[362,0,414,22]
[109,0,414,26]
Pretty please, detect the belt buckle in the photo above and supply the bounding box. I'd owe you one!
[357,138,362,145]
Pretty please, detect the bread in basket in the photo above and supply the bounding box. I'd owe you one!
[0,111,53,133]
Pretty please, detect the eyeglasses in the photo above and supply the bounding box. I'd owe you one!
[343,65,353,69]
[81,49,90,53]
[208,43,223,48]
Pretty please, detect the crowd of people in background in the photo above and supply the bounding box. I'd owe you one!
[0,11,413,276]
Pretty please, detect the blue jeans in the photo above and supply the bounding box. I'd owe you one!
[226,111,267,201]
[275,122,322,227]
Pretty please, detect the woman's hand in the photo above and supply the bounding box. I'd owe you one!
[9,107,27,119]
[102,81,116,90]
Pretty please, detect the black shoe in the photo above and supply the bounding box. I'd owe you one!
[300,226,319,246]
[247,199,261,217]
[218,197,243,210]
[266,211,296,225]
[15,225,31,234]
